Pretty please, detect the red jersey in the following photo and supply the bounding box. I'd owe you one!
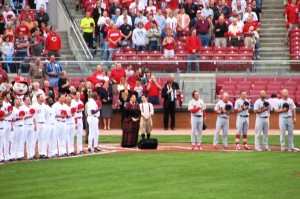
[243,21,258,37]
[147,82,160,97]
[107,29,122,49]
[164,38,175,50]
[18,11,35,22]
[167,0,179,10]
[46,33,62,51]
[110,69,126,84]
[285,4,299,24]
[104,26,112,42]
[15,25,30,36]
[186,35,201,54]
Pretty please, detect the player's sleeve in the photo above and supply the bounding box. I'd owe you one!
[214,102,219,113]
[275,100,281,110]
[234,100,239,110]
[291,99,296,109]
[188,101,193,111]
[253,100,259,111]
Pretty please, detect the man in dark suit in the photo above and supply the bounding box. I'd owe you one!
[161,81,177,130]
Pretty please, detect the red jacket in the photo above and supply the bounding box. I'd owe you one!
[46,33,62,51]
[186,35,201,54]
[18,11,35,22]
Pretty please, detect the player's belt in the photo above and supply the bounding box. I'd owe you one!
[259,116,268,118]
[37,122,44,124]
[24,124,33,125]
[14,125,23,127]
[4,120,12,122]
[283,116,292,118]
[0,128,3,129]
[240,115,249,117]
[220,117,228,119]
[193,115,202,117]
[56,120,65,123]
[77,117,82,119]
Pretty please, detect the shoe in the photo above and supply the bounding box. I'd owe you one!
[94,148,101,153]
[288,148,299,152]
[197,145,203,150]
[104,127,107,130]
[255,148,262,152]
[108,127,110,130]
[236,144,241,150]
[192,144,195,150]
[164,128,168,130]
[69,152,75,156]
[264,148,271,151]
[213,146,218,151]
[88,148,94,153]
[222,146,229,151]
[171,128,175,130]
[281,147,285,152]
[256,55,261,60]
[79,151,85,155]
[244,144,251,150]
[9,158,16,162]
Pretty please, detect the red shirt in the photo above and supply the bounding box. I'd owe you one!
[46,33,62,51]
[104,26,112,42]
[122,0,133,8]
[186,35,201,54]
[144,21,152,30]
[15,25,30,36]
[164,39,175,50]
[18,11,35,22]
[147,82,160,97]
[127,74,138,91]
[167,0,179,10]
[243,21,258,37]
[107,29,122,49]
[110,69,126,84]
[285,4,299,24]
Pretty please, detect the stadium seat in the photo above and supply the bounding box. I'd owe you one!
[174,46,186,52]
[202,50,214,57]
[245,76,260,83]
[268,84,282,90]
[124,51,137,57]
[230,76,245,82]
[172,56,185,71]
[137,51,149,57]
[201,46,213,52]
[290,55,300,71]
[239,56,253,71]
[200,55,212,71]
[122,46,135,52]
[212,55,225,70]
[179,36,188,42]
[114,56,127,62]
[276,77,290,82]
[290,77,300,83]
[227,46,239,53]
[240,46,254,53]
[150,50,163,57]
[261,77,275,82]
[252,85,267,90]
[127,56,142,69]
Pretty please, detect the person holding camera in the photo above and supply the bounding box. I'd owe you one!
[80,11,95,48]
[146,75,161,105]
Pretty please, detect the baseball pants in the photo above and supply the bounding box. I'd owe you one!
[66,123,75,154]
[17,125,27,159]
[37,123,47,156]
[3,121,11,160]
[57,122,67,156]
[47,124,58,157]
[76,121,83,152]
[236,116,249,135]
[11,125,22,159]
[213,117,229,147]
[191,116,203,145]
[254,117,269,150]
[279,117,295,150]
[0,128,4,161]
[24,124,35,159]
[88,116,99,149]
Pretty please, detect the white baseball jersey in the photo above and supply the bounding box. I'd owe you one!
[254,98,271,117]
[31,89,45,105]
[1,101,12,121]
[45,105,55,125]
[32,102,47,123]
[276,98,296,118]
[188,99,206,116]
[234,99,250,116]
[214,100,234,118]
[52,102,68,122]
[87,98,100,117]
[11,107,24,126]
[20,104,34,125]
[65,105,75,124]
[71,99,84,119]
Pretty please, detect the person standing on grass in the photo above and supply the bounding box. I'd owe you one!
[1,91,12,162]
[161,80,176,130]
[98,82,113,130]
[188,90,206,150]
[45,97,58,158]
[139,94,154,140]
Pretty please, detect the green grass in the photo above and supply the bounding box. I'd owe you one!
[0,152,300,199]
[98,135,300,146]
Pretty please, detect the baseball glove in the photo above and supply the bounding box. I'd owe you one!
[203,122,207,130]
[243,101,250,107]
[263,101,269,107]
[225,104,232,111]
[282,103,289,110]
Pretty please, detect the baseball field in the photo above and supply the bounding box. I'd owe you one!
[0,135,299,199]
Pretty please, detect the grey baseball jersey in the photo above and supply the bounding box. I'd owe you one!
[188,99,206,145]
[235,99,250,135]
[254,98,271,117]
[234,99,250,116]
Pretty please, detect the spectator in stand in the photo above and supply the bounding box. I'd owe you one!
[117,8,133,27]
[58,71,70,96]
[107,23,122,61]
[101,18,111,60]
[98,82,113,130]
[186,29,201,73]
[147,20,162,51]
[141,69,151,85]
[190,10,201,27]
[146,75,161,105]
[4,23,14,42]
[231,0,247,10]
[97,10,109,50]
[110,62,126,94]
[242,5,258,22]
[18,5,35,22]
[92,64,102,78]
[122,0,133,9]
[29,57,46,86]
[167,0,179,17]
[0,10,5,35]
[46,27,62,59]
[35,6,49,26]
[207,15,215,45]
[80,11,95,49]
[92,0,105,42]
[35,0,49,11]
[1,35,14,73]
[214,15,228,47]
[132,22,147,51]
[42,80,55,101]
[25,16,35,31]
[119,17,132,47]
[162,29,175,58]
[30,28,45,57]
[194,0,204,10]
[129,0,146,14]
[31,82,45,104]
[195,13,210,47]
[145,14,154,30]
[251,0,261,24]
[176,7,190,37]
[46,55,63,87]
[117,77,130,93]
[127,69,141,91]
[285,0,299,45]
[202,2,214,18]
[125,64,134,79]
[146,0,157,14]
[109,0,122,16]
[232,1,245,20]
[166,12,177,37]
[243,15,257,50]
[16,18,30,37]
[183,0,197,20]
[154,9,166,30]
[0,63,9,83]
[228,17,243,47]
[15,32,29,72]
[134,79,144,103]
[3,5,16,25]
[237,14,244,29]
[135,10,147,26]
[111,8,121,24]
[129,8,137,26]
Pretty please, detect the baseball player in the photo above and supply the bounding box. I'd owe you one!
[45,97,57,158]
[213,92,234,150]
[188,90,206,150]
[87,92,101,153]
[275,89,299,152]
[20,95,36,160]
[71,91,84,154]
[53,94,68,157]
[32,94,47,158]
[139,94,154,140]
[1,91,13,161]
[65,96,76,156]
[253,90,271,152]
[0,98,5,162]
[234,90,251,150]
[11,99,25,160]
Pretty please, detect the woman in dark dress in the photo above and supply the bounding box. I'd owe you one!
[119,82,131,127]
[121,93,141,148]
[98,82,113,130]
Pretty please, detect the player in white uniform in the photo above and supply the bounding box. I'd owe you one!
[32,94,47,158]
[71,91,84,154]
[253,90,271,152]
[0,98,5,162]
[188,91,206,150]
[1,91,13,161]
[53,94,68,157]
[213,92,234,150]
[87,92,101,153]
[65,96,76,156]
[45,97,57,158]
[275,89,299,152]
[20,96,36,160]
[11,99,25,160]
[234,90,251,150]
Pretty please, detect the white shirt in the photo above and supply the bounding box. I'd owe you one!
[97,16,110,27]
[32,102,46,123]
[166,17,177,32]
[188,99,206,116]
[1,101,12,121]
[254,98,271,117]
[53,102,68,122]
[276,98,296,118]
[65,104,75,124]
[87,98,100,117]
[71,99,84,120]
[117,84,130,93]
[35,0,49,10]
[116,15,133,27]
[31,89,45,105]
[45,105,55,125]
[129,2,146,13]
[139,102,154,118]
[20,104,34,125]
[242,12,258,22]
[11,107,24,126]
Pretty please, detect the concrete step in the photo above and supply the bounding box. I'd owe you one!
[259,33,285,38]
[261,19,286,25]
[259,38,286,43]
[260,43,287,48]
[263,5,285,10]
[261,23,285,28]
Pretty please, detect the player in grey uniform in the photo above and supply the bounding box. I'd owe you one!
[188,91,206,150]
[254,90,271,152]
[213,92,234,150]
[275,89,299,152]
[234,90,251,150]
